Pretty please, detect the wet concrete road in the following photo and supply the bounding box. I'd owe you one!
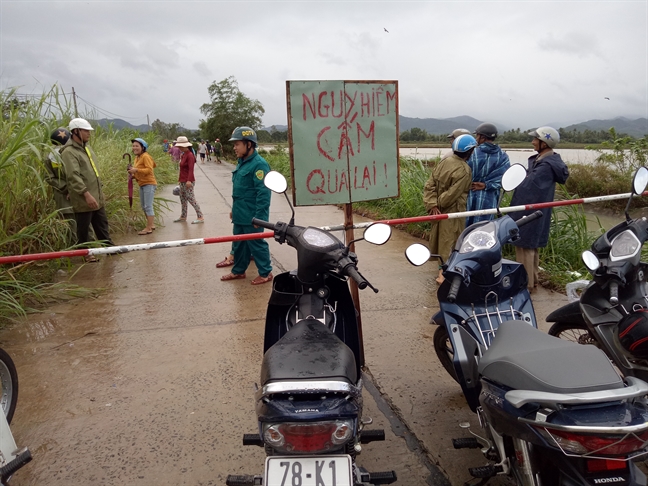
[0,157,568,485]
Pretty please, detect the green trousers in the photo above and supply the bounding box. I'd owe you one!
[232,224,272,277]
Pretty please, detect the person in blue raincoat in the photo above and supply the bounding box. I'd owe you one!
[220,127,274,285]
[510,126,569,292]
[465,123,510,227]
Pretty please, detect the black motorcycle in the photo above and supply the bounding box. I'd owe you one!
[227,171,397,486]
[547,166,648,382]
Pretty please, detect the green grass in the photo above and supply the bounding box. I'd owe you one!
[0,86,178,322]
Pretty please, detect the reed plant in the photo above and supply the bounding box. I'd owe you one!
[0,86,177,322]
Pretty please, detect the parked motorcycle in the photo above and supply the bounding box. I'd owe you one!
[0,347,31,484]
[547,166,648,383]
[407,164,648,485]
[226,171,397,486]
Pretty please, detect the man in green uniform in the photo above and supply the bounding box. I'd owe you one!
[61,118,114,261]
[220,127,273,285]
[44,127,76,243]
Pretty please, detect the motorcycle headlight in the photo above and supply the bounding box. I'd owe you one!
[610,230,641,262]
[459,223,496,254]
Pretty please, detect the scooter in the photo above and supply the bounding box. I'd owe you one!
[0,348,31,485]
[227,171,397,486]
[407,164,648,485]
[547,166,648,382]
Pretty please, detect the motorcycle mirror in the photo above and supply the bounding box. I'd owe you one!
[263,171,288,194]
[501,164,528,192]
[363,223,392,246]
[582,250,600,272]
[405,243,431,266]
[632,166,648,195]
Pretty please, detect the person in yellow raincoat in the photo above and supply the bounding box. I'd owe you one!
[423,134,476,284]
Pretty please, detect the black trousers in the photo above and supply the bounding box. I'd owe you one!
[75,207,114,246]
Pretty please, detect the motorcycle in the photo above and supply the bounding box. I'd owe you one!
[547,166,648,383]
[406,164,648,485]
[0,347,31,484]
[226,171,397,486]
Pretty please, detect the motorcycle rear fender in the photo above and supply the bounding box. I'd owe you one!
[449,323,482,412]
[546,301,586,325]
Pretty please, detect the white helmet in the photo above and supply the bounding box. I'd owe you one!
[528,126,559,148]
[68,118,94,131]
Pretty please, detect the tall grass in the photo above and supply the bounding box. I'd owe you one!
[0,86,177,322]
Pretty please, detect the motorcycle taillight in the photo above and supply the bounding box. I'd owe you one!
[586,459,627,473]
[263,420,353,454]
[540,427,648,456]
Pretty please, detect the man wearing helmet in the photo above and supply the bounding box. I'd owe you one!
[213,139,222,163]
[510,126,569,292]
[44,127,76,242]
[423,134,475,284]
[465,123,510,227]
[61,118,114,259]
[220,127,273,285]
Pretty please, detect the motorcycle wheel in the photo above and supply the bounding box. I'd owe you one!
[548,321,598,347]
[0,348,18,424]
[433,326,459,383]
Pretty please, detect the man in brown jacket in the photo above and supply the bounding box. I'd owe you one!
[423,134,476,283]
[61,118,113,261]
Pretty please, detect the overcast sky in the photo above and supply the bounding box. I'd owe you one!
[1,0,647,131]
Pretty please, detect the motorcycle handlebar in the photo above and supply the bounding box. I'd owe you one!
[346,266,368,290]
[447,274,463,303]
[251,218,275,230]
[609,280,619,305]
[515,210,544,227]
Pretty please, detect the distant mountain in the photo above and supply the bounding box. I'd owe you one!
[399,115,482,134]
[561,117,648,138]
[95,118,151,132]
[262,125,288,132]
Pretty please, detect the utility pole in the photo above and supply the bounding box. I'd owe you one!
[72,87,79,117]
[147,114,150,128]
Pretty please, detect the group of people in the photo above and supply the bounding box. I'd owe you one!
[424,123,569,291]
[197,139,223,164]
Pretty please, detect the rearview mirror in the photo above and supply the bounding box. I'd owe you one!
[582,250,600,272]
[633,166,648,195]
[405,243,431,266]
[264,171,288,194]
[363,223,392,246]
[501,164,527,192]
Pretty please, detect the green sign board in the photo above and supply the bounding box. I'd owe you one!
[286,80,400,206]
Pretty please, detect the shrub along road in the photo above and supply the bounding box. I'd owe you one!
[1,158,566,485]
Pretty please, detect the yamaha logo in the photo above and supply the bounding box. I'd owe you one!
[593,478,625,484]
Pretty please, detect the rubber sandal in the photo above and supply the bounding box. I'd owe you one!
[84,255,99,263]
[221,272,246,281]
[251,273,273,285]
[138,229,153,235]
[216,257,235,268]
[191,219,204,224]
[173,218,186,223]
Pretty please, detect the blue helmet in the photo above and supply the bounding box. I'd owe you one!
[452,134,477,154]
[131,138,148,151]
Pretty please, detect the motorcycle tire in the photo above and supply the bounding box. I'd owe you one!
[0,348,18,424]
[433,326,459,383]
[548,321,599,347]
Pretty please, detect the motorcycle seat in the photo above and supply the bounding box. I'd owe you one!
[479,320,624,395]
[260,319,358,386]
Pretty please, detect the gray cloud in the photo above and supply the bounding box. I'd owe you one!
[538,32,604,59]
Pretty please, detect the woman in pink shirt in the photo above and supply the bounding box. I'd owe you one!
[173,136,204,223]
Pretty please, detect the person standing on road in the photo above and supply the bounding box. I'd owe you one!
[44,127,76,243]
[510,126,569,292]
[128,138,157,235]
[213,139,223,163]
[198,140,208,164]
[465,123,510,227]
[168,142,181,163]
[441,128,471,161]
[423,134,475,284]
[173,136,204,224]
[220,127,273,285]
[61,118,114,262]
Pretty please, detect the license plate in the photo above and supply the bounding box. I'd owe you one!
[265,455,352,486]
